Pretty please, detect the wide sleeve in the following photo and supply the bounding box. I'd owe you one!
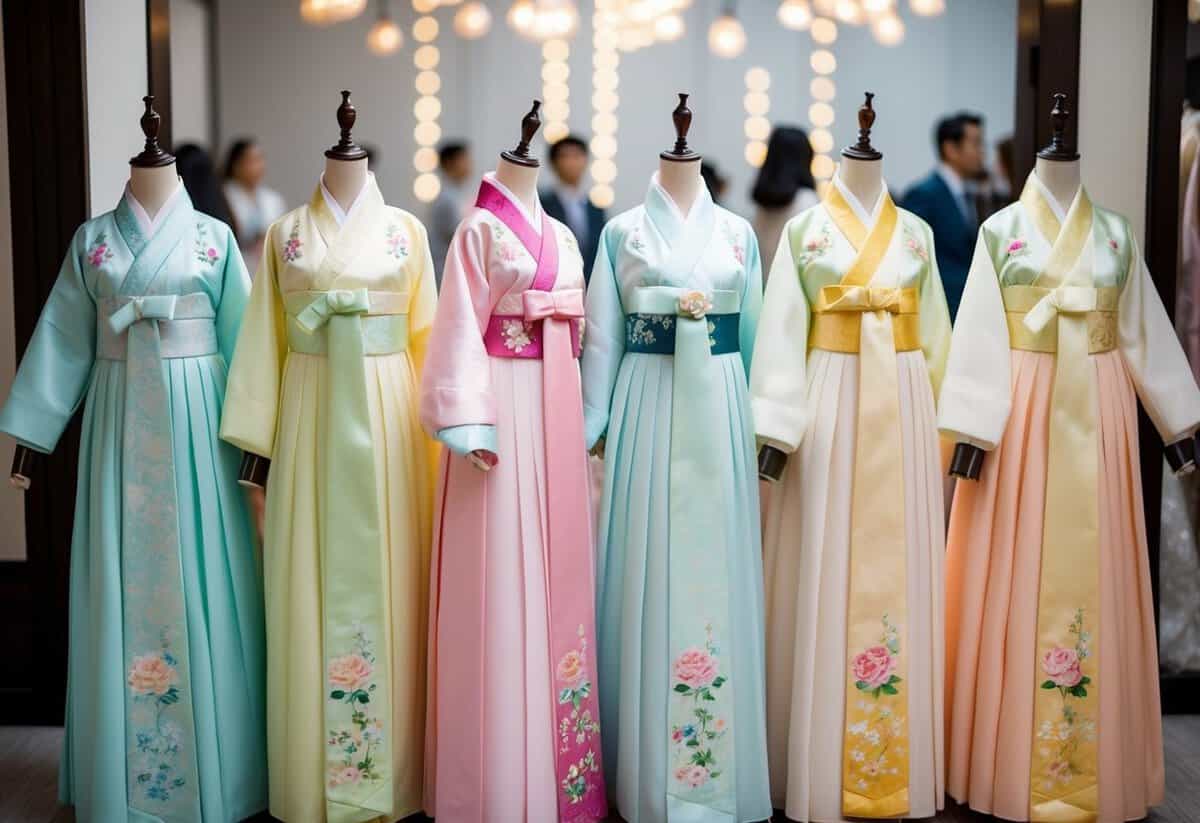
[580,222,625,449]
[917,220,953,399]
[738,224,763,377]
[219,220,288,458]
[419,218,497,454]
[407,217,438,380]
[936,232,1011,450]
[1118,233,1200,441]
[215,222,251,367]
[749,228,811,453]
[0,226,96,453]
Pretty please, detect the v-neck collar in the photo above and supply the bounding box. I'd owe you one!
[1026,171,1076,227]
[120,178,185,238]
[319,172,374,227]
[482,171,543,236]
[644,170,715,248]
[831,167,888,232]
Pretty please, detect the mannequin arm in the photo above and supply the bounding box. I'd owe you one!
[238,452,270,487]
[758,444,788,482]
[9,444,38,489]
[1165,437,1197,476]
[949,442,985,481]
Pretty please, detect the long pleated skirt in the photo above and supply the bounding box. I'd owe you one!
[60,355,268,822]
[761,349,945,823]
[596,351,771,823]
[263,350,434,822]
[425,357,599,822]
[945,350,1164,822]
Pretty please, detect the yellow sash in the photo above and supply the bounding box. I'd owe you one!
[1018,179,1101,823]
[823,184,911,818]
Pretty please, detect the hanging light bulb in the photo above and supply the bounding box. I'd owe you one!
[454,1,493,37]
[366,0,403,53]
[777,0,813,30]
[812,0,838,16]
[508,0,537,33]
[301,0,367,25]
[862,0,893,12]
[708,7,746,59]
[654,12,685,41]
[834,0,863,24]
[871,11,904,45]
[909,0,945,15]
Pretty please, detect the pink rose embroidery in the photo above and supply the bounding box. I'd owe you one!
[904,226,929,262]
[675,764,710,788]
[673,647,719,689]
[386,223,410,259]
[557,650,586,689]
[1007,237,1028,256]
[128,653,178,696]
[328,653,373,692]
[852,645,898,690]
[283,220,304,262]
[329,766,362,786]
[1041,647,1082,688]
[194,223,220,265]
[87,233,115,269]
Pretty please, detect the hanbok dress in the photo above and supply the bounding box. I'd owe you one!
[220,174,437,823]
[750,173,951,822]
[581,174,771,823]
[940,173,1200,822]
[420,173,606,822]
[0,183,267,822]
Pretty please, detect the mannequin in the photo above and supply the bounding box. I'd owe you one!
[658,92,702,215]
[758,91,885,482]
[10,95,180,489]
[949,93,1195,479]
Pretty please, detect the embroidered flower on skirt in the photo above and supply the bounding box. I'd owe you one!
[670,623,729,788]
[326,624,385,787]
[1035,608,1095,791]
[128,645,187,801]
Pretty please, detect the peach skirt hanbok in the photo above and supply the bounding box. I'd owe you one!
[945,349,1164,822]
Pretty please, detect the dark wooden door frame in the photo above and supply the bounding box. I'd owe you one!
[1013,0,1082,189]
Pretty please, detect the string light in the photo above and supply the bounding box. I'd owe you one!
[810,16,837,43]
[542,38,571,144]
[871,12,904,45]
[590,0,620,208]
[708,5,746,59]
[809,20,837,186]
[301,0,367,25]
[777,0,813,30]
[412,4,442,203]
[508,0,580,41]
[743,66,770,168]
[909,0,944,14]
[454,1,492,37]
[367,11,404,54]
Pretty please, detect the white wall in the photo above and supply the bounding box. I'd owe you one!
[1079,0,1153,243]
[170,0,213,146]
[0,7,27,557]
[85,0,148,215]
[216,0,1016,220]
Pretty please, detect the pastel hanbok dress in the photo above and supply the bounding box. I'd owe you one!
[940,174,1200,822]
[582,174,771,823]
[420,174,606,822]
[0,184,267,822]
[750,173,951,822]
[220,174,437,823]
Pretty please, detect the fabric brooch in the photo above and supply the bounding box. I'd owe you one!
[678,291,712,320]
[194,224,220,266]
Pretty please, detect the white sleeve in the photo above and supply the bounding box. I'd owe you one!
[937,234,1012,450]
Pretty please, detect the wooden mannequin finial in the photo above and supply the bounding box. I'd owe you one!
[325,90,369,162]
[842,91,883,161]
[501,100,542,168]
[661,92,700,162]
[129,95,175,167]
[1037,92,1079,161]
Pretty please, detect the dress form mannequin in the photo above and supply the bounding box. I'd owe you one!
[949,93,1196,479]
[9,96,179,489]
[658,93,702,215]
[758,92,885,481]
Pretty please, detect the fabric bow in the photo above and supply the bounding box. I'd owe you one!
[819,285,904,314]
[1023,285,1097,334]
[522,288,584,322]
[108,295,179,334]
[296,287,371,333]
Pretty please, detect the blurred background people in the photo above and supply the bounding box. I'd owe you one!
[750,125,820,275]
[981,135,1015,220]
[901,112,985,320]
[429,140,473,285]
[175,144,235,228]
[701,160,729,206]
[223,137,287,274]
[541,135,606,283]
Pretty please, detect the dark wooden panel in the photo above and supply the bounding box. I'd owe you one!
[1013,0,1082,187]
[147,0,172,150]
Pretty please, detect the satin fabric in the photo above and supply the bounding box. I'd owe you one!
[420,173,601,822]
[0,191,266,822]
[221,175,437,822]
[581,175,771,823]
[940,173,1200,822]
[750,172,950,822]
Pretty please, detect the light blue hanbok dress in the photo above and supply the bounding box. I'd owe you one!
[0,184,267,822]
[581,175,771,823]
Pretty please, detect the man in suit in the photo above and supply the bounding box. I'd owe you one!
[541,135,607,283]
[901,112,986,321]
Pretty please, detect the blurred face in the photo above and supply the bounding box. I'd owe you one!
[943,122,984,178]
[552,144,588,187]
[444,149,472,183]
[233,143,266,188]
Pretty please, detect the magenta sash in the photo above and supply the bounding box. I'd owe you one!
[476,180,607,820]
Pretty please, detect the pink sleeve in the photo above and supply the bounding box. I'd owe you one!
[419,218,496,432]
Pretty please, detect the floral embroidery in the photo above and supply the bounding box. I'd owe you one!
[326,624,384,787]
[677,290,712,320]
[562,748,602,804]
[846,615,904,791]
[193,224,220,266]
[707,319,718,348]
[1006,237,1030,257]
[670,623,728,788]
[1035,609,1095,792]
[903,225,929,262]
[128,640,187,801]
[283,220,304,262]
[722,220,745,265]
[1107,238,1119,253]
[797,224,834,267]
[556,625,602,804]
[502,319,534,353]
[385,223,409,259]
[627,314,673,347]
[87,233,115,269]
[629,228,646,253]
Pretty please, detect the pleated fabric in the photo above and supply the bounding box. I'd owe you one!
[263,349,433,822]
[595,350,771,823]
[761,349,944,823]
[60,356,267,823]
[945,349,1164,823]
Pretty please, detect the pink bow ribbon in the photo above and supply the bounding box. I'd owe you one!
[523,288,584,322]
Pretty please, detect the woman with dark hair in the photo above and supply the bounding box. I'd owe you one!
[175,144,235,227]
[751,126,820,281]
[222,137,286,272]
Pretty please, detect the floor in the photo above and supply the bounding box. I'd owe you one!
[2,717,1197,822]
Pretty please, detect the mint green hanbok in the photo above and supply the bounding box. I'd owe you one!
[0,185,267,822]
